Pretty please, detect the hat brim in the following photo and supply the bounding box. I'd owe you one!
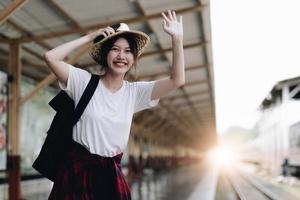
[89,30,150,64]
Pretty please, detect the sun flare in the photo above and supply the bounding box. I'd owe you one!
[207,145,239,168]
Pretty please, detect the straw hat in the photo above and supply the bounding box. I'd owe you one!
[89,23,150,63]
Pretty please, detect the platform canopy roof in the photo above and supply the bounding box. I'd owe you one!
[0,0,216,150]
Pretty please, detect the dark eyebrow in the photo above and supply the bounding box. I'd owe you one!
[112,45,131,49]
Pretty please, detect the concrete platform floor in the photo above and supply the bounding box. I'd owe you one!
[130,162,218,200]
[1,161,218,200]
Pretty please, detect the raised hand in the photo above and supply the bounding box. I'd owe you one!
[161,10,183,39]
[89,26,115,41]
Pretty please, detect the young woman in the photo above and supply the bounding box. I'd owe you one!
[44,10,184,200]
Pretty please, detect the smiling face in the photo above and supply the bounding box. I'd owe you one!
[106,38,135,76]
[97,34,139,78]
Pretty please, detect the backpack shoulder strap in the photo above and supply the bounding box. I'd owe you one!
[73,74,99,125]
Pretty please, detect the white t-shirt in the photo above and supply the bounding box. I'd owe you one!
[58,64,159,157]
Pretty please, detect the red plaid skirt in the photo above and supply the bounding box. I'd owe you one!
[48,141,131,200]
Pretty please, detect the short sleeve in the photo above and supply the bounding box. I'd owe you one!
[134,81,160,113]
[58,64,91,103]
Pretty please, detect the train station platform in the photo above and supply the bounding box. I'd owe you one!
[0,161,218,200]
[1,161,299,199]
[130,162,218,200]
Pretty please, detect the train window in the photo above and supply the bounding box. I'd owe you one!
[289,85,297,92]
[290,84,300,100]
[293,92,300,100]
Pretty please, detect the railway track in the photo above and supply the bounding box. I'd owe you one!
[216,169,299,200]
[228,171,277,200]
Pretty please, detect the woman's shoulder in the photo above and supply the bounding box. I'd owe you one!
[124,80,145,88]
[125,80,154,85]
[69,64,91,76]
[124,80,155,92]
[69,65,93,83]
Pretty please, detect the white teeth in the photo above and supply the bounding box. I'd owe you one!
[114,62,126,67]
[116,62,125,64]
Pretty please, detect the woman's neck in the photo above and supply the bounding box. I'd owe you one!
[101,73,124,93]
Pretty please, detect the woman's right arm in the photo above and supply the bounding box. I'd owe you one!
[44,27,115,85]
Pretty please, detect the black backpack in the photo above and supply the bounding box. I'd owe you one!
[32,74,99,182]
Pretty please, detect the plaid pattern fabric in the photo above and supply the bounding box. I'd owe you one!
[48,141,131,200]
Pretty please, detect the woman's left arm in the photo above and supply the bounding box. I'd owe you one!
[151,10,185,100]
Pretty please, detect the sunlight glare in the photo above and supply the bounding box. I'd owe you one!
[207,146,239,168]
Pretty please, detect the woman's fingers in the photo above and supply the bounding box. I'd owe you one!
[107,26,115,34]
[101,26,115,38]
[161,12,170,23]
[162,10,180,23]
[168,10,174,21]
[101,31,107,38]
[105,27,115,35]
[162,19,167,29]
[172,10,177,21]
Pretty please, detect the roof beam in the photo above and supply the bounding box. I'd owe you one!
[21,40,209,71]
[78,41,206,69]
[132,1,198,132]
[0,0,29,25]
[135,105,190,135]
[133,99,194,135]
[22,46,44,60]
[139,63,208,80]
[7,19,52,50]
[0,27,49,79]
[6,19,53,74]
[133,1,170,62]
[19,44,90,105]
[149,124,186,146]
[173,98,210,107]
[11,42,205,71]
[0,48,49,76]
[131,3,206,121]
[133,100,191,139]
[159,101,192,128]
[177,102,210,111]
[141,41,205,57]
[184,79,208,86]
[180,107,213,116]
[197,0,217,135]
[141,108,189,137]
[132,111,179,142]
[0,34,9,43]
[180,87,205,126]
[166,89,209,101]
[20,4,206,42]
[17,40,207,100]
[47,0,85,33]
